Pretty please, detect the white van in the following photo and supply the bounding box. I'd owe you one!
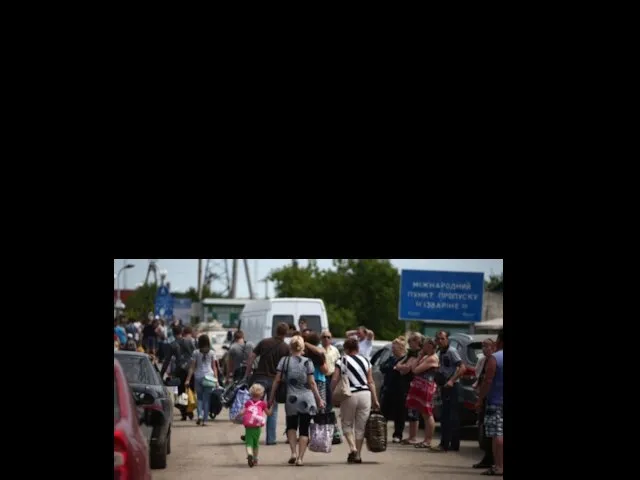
[239,297,329,344]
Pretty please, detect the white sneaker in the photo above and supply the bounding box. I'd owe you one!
[392,437,401,443]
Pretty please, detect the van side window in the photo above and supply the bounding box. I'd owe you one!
[298,315,321,333]
[272,315,294,336]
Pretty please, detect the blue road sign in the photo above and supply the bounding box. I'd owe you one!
[154,285,174,318]
[398,270,484,323]
[173,298,192,323]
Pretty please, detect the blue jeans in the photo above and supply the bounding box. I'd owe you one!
[440,382,460,450]
[195,380,214,422]
[253,375,278,444]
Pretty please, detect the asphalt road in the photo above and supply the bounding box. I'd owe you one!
[153,406,488,480]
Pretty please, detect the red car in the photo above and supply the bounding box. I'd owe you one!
[114,358,153,480]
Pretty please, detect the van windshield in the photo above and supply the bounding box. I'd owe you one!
[272,315,294,336]
[299,315,321,333]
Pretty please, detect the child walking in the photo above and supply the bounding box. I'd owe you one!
[242,383,272,467]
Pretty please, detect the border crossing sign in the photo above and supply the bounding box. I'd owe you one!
[154,285,174,319]
[398,270,484,323]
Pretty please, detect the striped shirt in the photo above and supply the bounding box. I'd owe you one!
[341,354,371,392]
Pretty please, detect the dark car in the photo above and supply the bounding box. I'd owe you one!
[114,350,174,469]
[370,344,392,403]
[114,358,152,480]
[432,333,496,442]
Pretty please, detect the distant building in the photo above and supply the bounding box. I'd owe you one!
[113,289,136,304]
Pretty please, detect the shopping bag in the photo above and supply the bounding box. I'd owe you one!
[177,392,189,406]
[364,411,387,453]
[309,422,334,453]
[187,388,197,414]
[230,386,250,422]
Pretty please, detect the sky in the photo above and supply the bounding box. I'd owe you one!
[114,259,503,298]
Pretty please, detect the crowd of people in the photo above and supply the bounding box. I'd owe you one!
[114,314,504,474]
[379,329,504,476]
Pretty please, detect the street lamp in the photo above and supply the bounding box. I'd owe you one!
[116,263,135,306]
[160,269,168,285]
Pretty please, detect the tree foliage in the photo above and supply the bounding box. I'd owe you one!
[121,283,157,321]
[268,259,404,340]
[485,273,503,292]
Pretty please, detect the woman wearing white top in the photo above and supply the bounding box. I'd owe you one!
[185,334,220,426]
[330,338,380,464]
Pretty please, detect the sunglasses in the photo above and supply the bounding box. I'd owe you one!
[322,336,332,339]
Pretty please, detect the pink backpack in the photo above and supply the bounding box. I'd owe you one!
[242,400,267,428]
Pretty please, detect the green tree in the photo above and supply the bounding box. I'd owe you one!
[485,273,503,292]
[268,261,322,298]
[122,283,157,320]
[267,259,404,340]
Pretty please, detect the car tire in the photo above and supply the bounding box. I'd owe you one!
[150,440,168,469]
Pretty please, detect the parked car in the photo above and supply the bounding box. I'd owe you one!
[370,343,392,402]
[114,350,174,469]
[114,358,153,480]
[432,333,496,447]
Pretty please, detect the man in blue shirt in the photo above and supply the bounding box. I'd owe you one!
[114,317,127,346]
[477,329,503,476]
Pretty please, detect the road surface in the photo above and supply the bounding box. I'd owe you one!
[153,405,488,480]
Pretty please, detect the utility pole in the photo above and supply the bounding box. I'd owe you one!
[254,260,258,299]
[229,259,238,298]
[243,259,254,299]
[260,277,269,299]
[197,259,202,299]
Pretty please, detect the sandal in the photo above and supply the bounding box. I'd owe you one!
[414,442,431,448]
[347,451,356,463]
[400,439,419,445]
[247,455,254,468]
[482,467,503,476]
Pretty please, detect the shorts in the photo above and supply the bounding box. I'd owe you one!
[484,405,503,437]
[286,414,312,437]
[244,427,262,449]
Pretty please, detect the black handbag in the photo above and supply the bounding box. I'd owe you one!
[275,356,290,404]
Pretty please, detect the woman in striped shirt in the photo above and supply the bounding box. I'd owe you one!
[330,338,380,464]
